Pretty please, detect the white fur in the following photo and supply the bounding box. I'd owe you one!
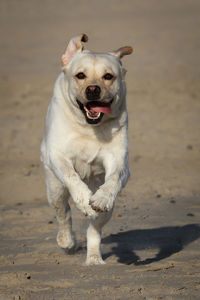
[41,35,131,265]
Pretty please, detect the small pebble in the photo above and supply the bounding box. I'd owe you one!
[156,194,162,198]
[25,273,31,279]
[114,214,122,219]
[187,144,193,150]
[187,213,194,217]
[170,199,176,203]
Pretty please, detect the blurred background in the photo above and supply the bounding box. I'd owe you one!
[1,0,200,78]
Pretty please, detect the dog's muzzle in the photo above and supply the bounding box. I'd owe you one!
[76,85,113,125]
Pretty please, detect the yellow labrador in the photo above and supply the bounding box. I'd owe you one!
[41,34,132,265]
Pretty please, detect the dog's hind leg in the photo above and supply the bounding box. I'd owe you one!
[45,168,75,251]
[86,210,112,265]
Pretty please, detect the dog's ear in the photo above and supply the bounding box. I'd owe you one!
[111,46,133,59]
[61,34,88,66]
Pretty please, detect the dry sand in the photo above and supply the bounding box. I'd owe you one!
[0,1,200,299]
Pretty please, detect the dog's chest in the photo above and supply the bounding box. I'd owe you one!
[74,156,103,180]
[69,137,104,180]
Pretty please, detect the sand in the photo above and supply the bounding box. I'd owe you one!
[0,0,200,299]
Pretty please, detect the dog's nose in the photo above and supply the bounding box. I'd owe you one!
[86,85,101,100]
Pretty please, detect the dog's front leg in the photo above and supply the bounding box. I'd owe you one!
[49,154,98,218]
[89,154,130,212]
[86,162,129,265]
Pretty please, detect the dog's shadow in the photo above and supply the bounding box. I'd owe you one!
[102,224,200,265]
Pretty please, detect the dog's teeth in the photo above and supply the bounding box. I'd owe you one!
[86,111,101,119]
[84,106,90,113]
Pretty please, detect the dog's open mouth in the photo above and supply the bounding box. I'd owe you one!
[76,100,112,124]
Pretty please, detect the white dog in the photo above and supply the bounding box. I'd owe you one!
[40,34,132,265]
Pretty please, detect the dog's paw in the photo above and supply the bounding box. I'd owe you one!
[74,189,98,218]
[89,189,113,212]
[57,230,76,250]
[85,254,106,266]
[83,203,98,219]
[76,199,98,218]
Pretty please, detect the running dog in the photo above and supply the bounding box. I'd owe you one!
[40,34,132,265]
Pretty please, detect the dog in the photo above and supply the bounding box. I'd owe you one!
[40,34,133,265]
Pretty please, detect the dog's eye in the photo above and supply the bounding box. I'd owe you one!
[76,72,86,80]
[103,73,114,80]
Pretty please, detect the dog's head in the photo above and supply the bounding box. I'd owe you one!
[61,34,133,125]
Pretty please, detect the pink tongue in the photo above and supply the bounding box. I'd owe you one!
[90,106,111,114]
